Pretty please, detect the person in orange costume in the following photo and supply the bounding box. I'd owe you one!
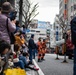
[41,39,46,60]
[37,38,42,62]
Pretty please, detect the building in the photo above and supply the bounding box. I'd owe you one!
[50,23,56,48]
[29,19,38,28]
[59,0,76,28]
[26,28,47,43]
[50,14,62,48]
[59,0,64,18]
[54,15,62,41]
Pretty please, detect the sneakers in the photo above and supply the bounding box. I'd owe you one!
[33,66,39,71]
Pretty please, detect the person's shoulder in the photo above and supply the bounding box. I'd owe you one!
[0,14,7,20]
[29,38,33,41]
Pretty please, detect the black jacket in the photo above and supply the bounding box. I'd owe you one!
[28,38,36,49]
[71,17,76,46]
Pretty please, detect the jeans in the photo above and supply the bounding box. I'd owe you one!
[29,49,35,62]
[14,60,25,69]
[74,46,76,75]
[32,49,36,59]
[35,49,38,56]
[19,55,28,65]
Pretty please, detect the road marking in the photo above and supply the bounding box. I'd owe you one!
[33,59,45,75]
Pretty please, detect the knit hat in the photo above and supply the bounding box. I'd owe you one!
[1,2,14,13]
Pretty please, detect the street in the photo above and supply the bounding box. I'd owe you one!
[0,0,76,75]
[35,54,73,75]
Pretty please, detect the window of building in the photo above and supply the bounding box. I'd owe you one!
[74,4,76,10]
[31,30,35,32]
[59,1,62,8]
[36,31,40,33]
[71,6,74,12]
[70,16,73,20]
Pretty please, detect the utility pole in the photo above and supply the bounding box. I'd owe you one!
[62,0,68,63]
[19,0,23,26]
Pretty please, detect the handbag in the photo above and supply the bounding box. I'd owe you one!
[6,18,16,44]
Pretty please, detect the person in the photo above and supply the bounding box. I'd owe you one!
[14,30,26,49]
[0,40,11,74]
[14,20,21,33]
[37,38,42,62]
[0,2,16,44]
[13,44,26,69]
[41,39,46,60]
[22,52,39,71]
[70,17,76,75]
[13,43,39,71]
[22,25,26,39]
[22,25,26,34]
[28,34,36,64]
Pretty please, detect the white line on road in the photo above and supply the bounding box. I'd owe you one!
[33,59,45,75]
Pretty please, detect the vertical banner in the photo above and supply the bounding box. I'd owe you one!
[64,0,68,3]
[64,0,68,19]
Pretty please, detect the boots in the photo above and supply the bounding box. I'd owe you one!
[38,59,41,62]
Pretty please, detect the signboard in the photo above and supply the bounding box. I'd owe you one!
[38,21,50,29]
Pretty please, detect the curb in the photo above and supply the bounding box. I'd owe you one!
[33,59,44,75]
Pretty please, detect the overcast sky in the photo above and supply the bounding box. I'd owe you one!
[31,0,59,24]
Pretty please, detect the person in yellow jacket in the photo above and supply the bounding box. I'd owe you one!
[14,31,25,51]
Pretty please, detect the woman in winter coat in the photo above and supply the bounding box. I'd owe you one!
[0,2,16,44]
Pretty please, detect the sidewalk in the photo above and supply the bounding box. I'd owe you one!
[26,70,38,75]
[26,59,44,75]
[26,60,39,75]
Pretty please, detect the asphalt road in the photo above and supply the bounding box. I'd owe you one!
[35,54,73,75]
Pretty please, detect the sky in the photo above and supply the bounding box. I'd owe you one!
[31,0,59,24]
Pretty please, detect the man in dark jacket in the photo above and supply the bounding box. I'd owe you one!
[71,17,76,75]
[28,34,36,64]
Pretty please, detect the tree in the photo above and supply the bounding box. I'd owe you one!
[16,0,39,28]
[56,16,68,63]
[56,16,67,34]
[22,1,39,29]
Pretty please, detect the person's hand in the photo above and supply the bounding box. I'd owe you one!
[13,52,16,55]
[11,19,16,24]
